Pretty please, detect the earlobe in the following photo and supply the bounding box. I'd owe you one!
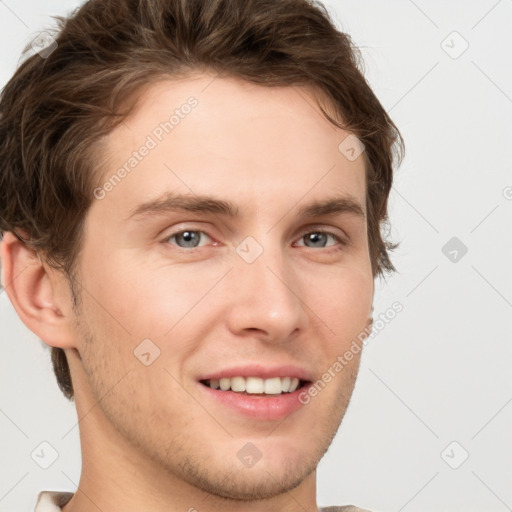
[0,231,77,349]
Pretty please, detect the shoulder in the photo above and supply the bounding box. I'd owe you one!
[34,491,74,512]
[320,506,373,512]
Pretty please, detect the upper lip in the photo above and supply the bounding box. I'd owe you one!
[198,364,313,382]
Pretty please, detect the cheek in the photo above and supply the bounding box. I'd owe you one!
[82,242,213,337]
[313,267,373,345]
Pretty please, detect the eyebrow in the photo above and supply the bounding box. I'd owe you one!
[127,192,366,221]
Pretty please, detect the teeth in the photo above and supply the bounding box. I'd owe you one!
[289,377,299,392]
[219,378,230,391]
[231,376,246,392]
[264,377,282,394]
[246,376,264,394]
[206,376,303,394]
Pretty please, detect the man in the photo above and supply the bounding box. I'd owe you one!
[0,0,404,510]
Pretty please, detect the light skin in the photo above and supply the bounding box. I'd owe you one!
[1,73,374,512]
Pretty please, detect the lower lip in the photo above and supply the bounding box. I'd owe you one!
[198,382,312,421]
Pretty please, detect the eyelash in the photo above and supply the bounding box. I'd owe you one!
[162,227,349,252]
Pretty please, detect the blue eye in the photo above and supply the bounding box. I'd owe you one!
[297,230,345,249]
[166,230,211,249]
[163,228,347,251]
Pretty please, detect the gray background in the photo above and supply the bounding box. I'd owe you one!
[1,1,511,511]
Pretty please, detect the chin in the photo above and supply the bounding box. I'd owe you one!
[179,454,316,501]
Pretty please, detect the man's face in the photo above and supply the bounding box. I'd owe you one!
[68,74,373,499]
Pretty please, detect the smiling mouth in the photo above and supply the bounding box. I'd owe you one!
[199,376,310,395]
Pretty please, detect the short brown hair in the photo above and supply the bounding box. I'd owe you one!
[0,0,404,401]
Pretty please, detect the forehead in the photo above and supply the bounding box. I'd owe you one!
[95,74,367,221]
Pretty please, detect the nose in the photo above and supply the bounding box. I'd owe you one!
[223,242,308,344]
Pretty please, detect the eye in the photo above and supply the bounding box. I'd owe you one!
[162,227,348,251]
[164,230,212,249]
[295,229,347,250]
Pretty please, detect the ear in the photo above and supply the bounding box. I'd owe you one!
[0,231,77,349]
